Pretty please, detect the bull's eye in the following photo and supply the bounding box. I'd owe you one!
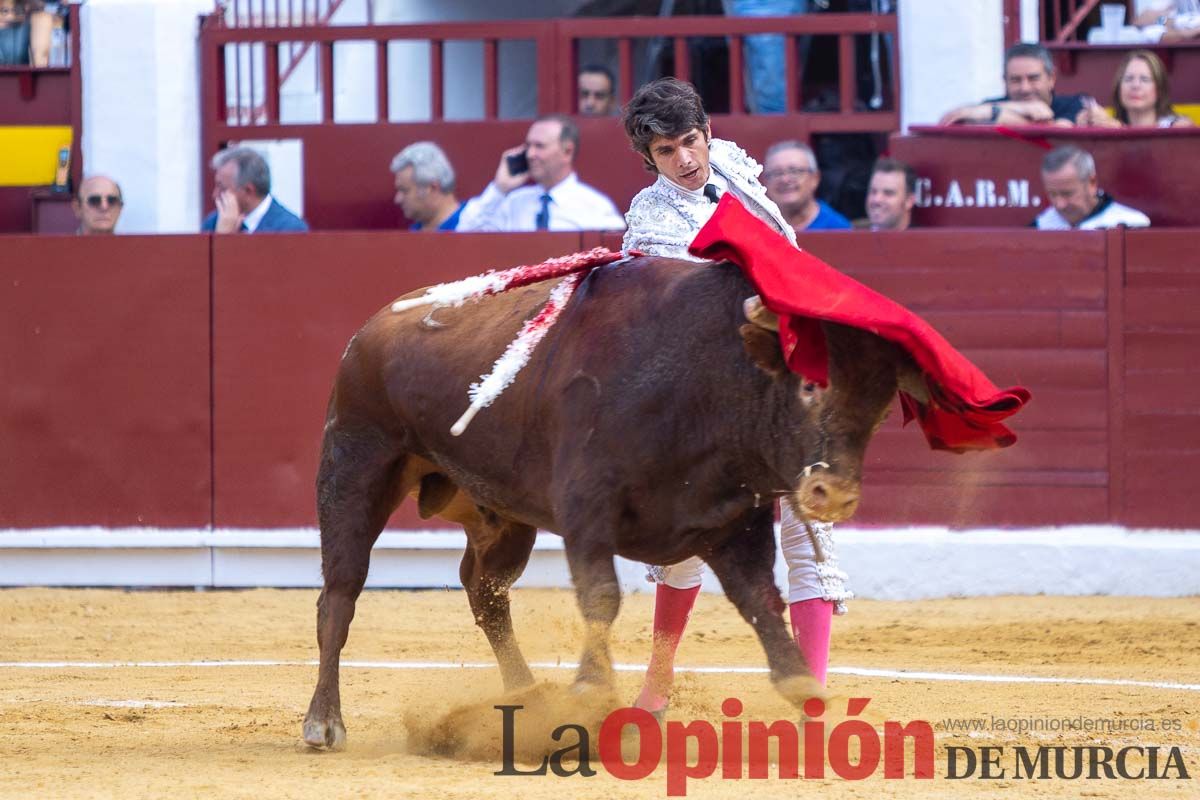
[798,380,823,407]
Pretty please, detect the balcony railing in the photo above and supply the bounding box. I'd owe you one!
[199,12,899,129]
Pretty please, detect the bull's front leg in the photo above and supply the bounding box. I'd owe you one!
[703,509,824,708]
[562,534,621,690]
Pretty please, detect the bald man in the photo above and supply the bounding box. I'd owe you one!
[72,175,124,235]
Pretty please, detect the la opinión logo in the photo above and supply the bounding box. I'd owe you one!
[494,696,935,796]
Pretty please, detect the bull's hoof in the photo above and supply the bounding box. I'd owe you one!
[302,715,346,751]
[774,674,829,709]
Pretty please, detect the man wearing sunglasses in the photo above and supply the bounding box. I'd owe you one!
[71,175,124,236]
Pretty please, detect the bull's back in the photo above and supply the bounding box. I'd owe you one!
[342,258,763,526]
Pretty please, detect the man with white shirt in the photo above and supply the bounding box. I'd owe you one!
[202,147,308,234]
[1033,146,1150,230]
[457,114,625,232]
[622,77,849,718]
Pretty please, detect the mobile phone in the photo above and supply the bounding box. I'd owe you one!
[506,150,529,175]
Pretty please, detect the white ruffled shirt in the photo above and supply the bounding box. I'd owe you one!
[622,138,798,260]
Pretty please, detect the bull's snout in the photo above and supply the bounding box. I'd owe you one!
[796,474,861,523]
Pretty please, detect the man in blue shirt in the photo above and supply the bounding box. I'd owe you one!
[762,140,851,232]
[389,141,466,232]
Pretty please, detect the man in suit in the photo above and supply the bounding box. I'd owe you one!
[202,146,308,233]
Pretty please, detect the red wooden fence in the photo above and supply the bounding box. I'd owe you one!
[3,229,1197,530]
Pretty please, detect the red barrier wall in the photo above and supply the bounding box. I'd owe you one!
[0,235,211,526]
[1122,229,1200,528]
[3,229,1198,529]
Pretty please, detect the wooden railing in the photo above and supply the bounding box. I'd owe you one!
[220,0,374,28]
[1040,0,1125,42]
[199,12,899,129]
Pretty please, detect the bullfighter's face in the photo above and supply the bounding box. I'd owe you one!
[648,126,712,192]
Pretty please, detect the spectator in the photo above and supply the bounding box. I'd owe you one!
[390,142,466,231]
[0,0,49,66]
[71,175,123,235]
[938,43,1085,127]
[202,147,308,233]
[578,64,618,116]
[1134,1,1200,42]
[724,0,809,113]
[457,115,625,232]
[762,140,851,231]
[1075,50,1194,128]
[1033,146,1150,230]
[865,157,915,231]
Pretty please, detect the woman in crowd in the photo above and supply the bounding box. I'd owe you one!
[1075,50,1195,128]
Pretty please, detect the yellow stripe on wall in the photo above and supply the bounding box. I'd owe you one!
[1177,104,1200,125]
[0,126,73,186]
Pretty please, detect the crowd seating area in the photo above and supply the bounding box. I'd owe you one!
[3,2,1198,236]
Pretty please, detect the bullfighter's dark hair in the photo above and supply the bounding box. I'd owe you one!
[621,78,710,173]
[871,157,917,196]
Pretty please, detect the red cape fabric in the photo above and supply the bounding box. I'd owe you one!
[688,194,1031,453]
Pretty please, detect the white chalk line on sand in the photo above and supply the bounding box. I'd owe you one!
[0,659,1196,692]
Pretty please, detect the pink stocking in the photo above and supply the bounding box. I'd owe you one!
[788,598,833,686]
[634,584,701,712]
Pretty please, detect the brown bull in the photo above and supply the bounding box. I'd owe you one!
[302,256,920,749]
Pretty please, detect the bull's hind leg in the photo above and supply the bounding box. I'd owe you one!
[459,509,538,691]
[303,424,406,750]
[703,508,823,707]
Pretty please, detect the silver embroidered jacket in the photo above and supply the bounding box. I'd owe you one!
[622,138,798,260]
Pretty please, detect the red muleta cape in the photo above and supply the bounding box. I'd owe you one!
[688,194,1031,453]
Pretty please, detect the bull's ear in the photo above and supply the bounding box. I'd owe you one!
[739,323,788,378]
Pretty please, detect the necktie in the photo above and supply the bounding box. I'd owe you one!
[703,184,721,204]
[535,193,552,230]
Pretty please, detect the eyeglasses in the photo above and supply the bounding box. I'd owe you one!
[84,194,123,208]
[763,167,815,180]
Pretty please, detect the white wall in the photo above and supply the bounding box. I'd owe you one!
[899,0,1005,128]
[81,0,214,233]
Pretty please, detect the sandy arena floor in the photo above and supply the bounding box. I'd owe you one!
[0,588,1197,798]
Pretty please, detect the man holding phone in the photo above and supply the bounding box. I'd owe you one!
[457,114,625,232]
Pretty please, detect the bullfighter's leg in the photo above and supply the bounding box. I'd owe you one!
[563,537,622,690]
[459,511,538,691]
[779,504,850,687]
[703,508,824,708]
[634,557,704,714]
[303,425,405,750]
